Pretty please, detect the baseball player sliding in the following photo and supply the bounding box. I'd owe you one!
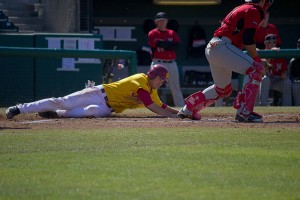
[179,0,274,122]
[6,65,180,119]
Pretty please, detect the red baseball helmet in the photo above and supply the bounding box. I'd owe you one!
[147,64,170,82]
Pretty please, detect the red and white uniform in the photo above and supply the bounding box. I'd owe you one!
[259,58,292,106]
[269,58,288,76]
[255,23,281,49]
[148,28,184,106]
[148,28,180,60]
[214,3,264,49]
[182,3,267,119]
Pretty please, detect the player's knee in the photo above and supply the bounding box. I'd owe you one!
[215,84,232,98]
[245,62,264,83]
[85,105,111,117]
[84,105,100,117]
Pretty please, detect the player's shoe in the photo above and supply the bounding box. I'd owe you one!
[235,112,263,123]
[178,108,201,120]
[6,106,21,119]
[38,111,59,119]
[250,111,262,119]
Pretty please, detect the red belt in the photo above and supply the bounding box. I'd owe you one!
[101,88,114,112]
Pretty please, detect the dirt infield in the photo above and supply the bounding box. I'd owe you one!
[1,110,299,130]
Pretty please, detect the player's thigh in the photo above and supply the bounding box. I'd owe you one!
[207,42,253,75]
[63,88,102,108]
[209,62,232,88]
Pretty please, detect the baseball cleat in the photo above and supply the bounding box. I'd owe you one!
[178,109,201,120]
[235,112,263,123]
[6,106,20,119]
[38,111,59,119]
[250,111,262,119]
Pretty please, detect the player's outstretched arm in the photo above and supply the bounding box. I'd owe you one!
[146,103,178,118]
[164,106,180,115]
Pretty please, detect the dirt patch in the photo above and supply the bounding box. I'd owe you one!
[1,112,299,130]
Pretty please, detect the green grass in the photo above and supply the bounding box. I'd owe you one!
[0,107,300,199]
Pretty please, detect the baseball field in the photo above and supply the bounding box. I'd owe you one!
[0,106,300,200]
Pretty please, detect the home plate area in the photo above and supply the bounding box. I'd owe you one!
[0,112,298,130]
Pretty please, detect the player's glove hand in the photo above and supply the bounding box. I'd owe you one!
[85,80,95,88]
[261,59,273,74]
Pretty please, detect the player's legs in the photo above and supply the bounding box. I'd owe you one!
[292,83,300,106]
[259,75,271,106]
[18,87,102,114]
[234,61,264,122]
[180,36,264,122]
[272,78,292,106]
[165,62,185,107]
[179,37,236,118]
[11,86,113,119]
[56,104,112,118]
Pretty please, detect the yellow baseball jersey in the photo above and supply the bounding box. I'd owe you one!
[102,73,163,113]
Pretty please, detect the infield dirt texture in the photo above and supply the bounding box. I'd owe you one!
[1,107,299,130]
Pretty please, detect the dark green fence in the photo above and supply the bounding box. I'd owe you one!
[0,33,137,107]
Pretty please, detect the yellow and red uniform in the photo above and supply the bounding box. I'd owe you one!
[103,73,163,113]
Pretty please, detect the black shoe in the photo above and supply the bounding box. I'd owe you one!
[250,111,262,119]
[6,106,20,119]
[38,111,59,119]
[235,113,263,123]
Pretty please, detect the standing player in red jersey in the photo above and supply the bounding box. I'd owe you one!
[148,12,185,107]
[255,12,281,49]
[178,0,274,122]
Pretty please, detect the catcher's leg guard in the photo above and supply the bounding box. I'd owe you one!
[234,62,264,115]
[184,84,232,112]
[178,91,208,120]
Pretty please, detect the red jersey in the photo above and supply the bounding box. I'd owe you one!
[255,23,281,49]
[148,28,181,60]
[214,3,265,50]
[269,58,288,76]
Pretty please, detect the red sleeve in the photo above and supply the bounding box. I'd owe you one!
[161,103,167,109]
[137,88,154,107]
[137,88,167,108]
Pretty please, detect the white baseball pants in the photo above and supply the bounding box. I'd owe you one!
[18,85,112,118]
